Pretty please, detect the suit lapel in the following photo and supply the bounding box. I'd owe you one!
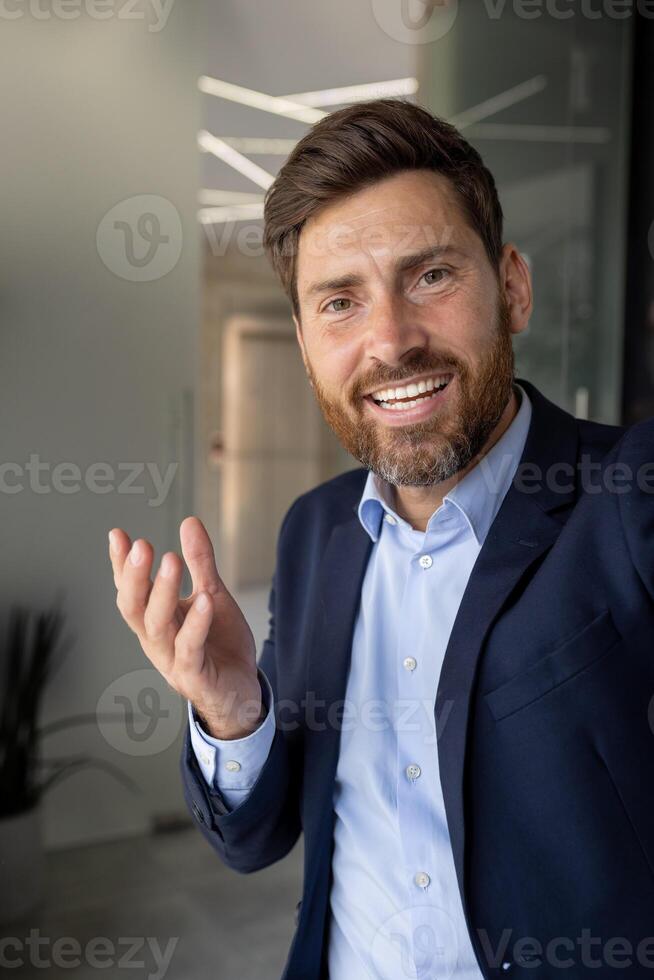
[436,377,581,905]
[435,491,565,902]
[305,510,373,777]
[299,509,373,950]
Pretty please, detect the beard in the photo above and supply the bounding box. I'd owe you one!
[305,292,516,487]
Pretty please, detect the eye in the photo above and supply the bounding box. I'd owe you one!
[325,297,352,314]
[419,267,449,287]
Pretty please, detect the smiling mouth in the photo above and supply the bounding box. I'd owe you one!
[366,373,453,411]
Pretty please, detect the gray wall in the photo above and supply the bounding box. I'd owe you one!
[0,4,203,848]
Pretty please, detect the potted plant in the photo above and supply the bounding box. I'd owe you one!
[0,604,136,924]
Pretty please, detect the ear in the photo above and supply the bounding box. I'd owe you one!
[499,243,533,336]
[294,314,314,387]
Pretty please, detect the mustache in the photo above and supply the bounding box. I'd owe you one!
[352,353,464,399]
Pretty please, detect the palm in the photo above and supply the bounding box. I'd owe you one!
[177,589,256,687]
[109,515,261,739]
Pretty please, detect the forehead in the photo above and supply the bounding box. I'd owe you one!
[296,169,478,290]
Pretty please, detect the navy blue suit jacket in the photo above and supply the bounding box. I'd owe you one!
[181,378,654,978]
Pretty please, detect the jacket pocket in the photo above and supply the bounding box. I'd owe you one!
[484,608,621,722]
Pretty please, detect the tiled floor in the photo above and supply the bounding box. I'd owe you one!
[3,826,303,979]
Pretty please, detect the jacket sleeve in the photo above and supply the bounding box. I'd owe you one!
[179,503,303,874]
[617,416,654,602]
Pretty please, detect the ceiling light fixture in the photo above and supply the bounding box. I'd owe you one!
[281,76,418,107]
[198,76,325,124]
[198,202,265,225]
[449,75,547,130]
[214,137,299,156]
[198,131,275,189]
[198,189,264,206]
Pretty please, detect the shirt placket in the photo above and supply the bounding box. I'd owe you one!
[394,520,459,980]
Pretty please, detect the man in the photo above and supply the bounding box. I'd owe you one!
[108,100,654,978]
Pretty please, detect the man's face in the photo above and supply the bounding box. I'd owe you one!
[293,169,528,487]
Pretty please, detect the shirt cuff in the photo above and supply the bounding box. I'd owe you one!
[187,669,275,802]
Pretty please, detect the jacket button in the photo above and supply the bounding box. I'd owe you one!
[192,802,205,824]
[501,962,512,971]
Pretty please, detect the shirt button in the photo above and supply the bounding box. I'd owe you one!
[403,656,417,672]
[406,764,421,781]
[418,554,433,569]
[414,871,431,889]
[225,760,241,772]
[384,513,397,525]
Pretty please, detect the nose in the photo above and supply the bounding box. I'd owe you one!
[364,293,428,367]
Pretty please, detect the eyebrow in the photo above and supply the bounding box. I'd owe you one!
[302,244,468,301]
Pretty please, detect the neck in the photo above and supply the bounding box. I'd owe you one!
[390,387,520,532]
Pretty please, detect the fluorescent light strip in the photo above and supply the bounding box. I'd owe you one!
[198,189,264,206]
[198,131,275,190]
[214,137,299,156]
[465,123,611,144]
[281,77,419,107]
[198,75,326,124]
[449,75,548,130]
[199,202,265,225]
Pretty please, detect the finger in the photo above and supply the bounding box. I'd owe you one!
[174,591,214,677]
[142,552,184,673]
[179,516,225,597]
[115,538,154,635]
[108,527,132,588]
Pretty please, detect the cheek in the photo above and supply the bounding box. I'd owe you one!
[311,333,362,393]
[426,294,496,358]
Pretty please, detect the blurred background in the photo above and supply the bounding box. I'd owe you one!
[1,1,653,977]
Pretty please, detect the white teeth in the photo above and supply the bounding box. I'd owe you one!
[372,374,450,403]
[379,391,440,410]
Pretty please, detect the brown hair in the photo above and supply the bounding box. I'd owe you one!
[263,98,504,318]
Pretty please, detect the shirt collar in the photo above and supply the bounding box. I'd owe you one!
[357,382,532,545]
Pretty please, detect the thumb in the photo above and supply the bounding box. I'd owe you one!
[179,516,225,597]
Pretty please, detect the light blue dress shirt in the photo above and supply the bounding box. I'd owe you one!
[189,383,532,980]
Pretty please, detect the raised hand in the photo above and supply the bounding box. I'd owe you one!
[108,516,262,739]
